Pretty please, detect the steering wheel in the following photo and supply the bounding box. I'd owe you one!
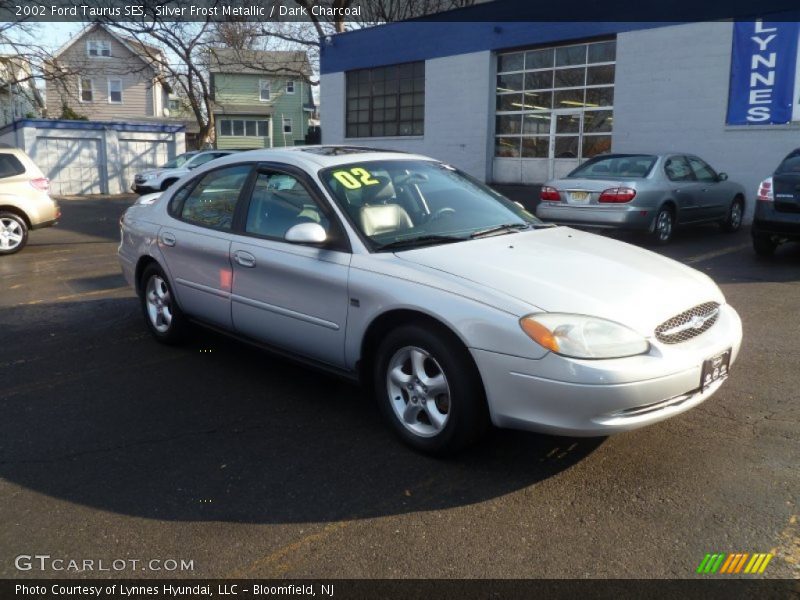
[429,207,456,221]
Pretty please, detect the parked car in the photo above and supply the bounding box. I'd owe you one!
[752,149,800,256]
[118,147,742,455]
[0,147,59,255]
[536,153,746,244]
[132,150,236,194]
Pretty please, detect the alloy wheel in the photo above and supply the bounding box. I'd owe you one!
[386,346,452,438]
[0,217,24,251]
[145,275,173,333]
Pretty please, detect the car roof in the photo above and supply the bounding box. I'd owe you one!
[225,145,437,170]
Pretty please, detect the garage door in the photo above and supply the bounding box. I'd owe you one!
[32,136,104,195]
[119,139,172,192]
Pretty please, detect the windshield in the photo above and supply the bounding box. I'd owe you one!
[160,152,197,170]
[567,154,657,179]
[320,160,541,251]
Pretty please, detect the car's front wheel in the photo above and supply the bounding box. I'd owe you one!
[752,233,778,257]
[160,179,178,191]
[0,212,28,255]
[374,324,488,455]
[140,263,188,343]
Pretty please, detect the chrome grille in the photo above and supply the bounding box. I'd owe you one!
[655,302,720,344]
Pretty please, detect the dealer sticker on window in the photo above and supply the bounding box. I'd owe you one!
[332,167,380,189]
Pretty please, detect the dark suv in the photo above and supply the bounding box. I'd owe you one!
[753,149,800,256]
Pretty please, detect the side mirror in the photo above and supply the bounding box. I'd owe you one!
[285,222,327,244]
[718,172,728,181]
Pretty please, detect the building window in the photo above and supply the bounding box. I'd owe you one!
[259,80,271,101]
[282,117,292,134]
[346,61,425,137]
[87,40,111,57]
[286,80,295,94]
[495,40,615,159]
[107,79,122,103]
[168,98,180,111]
[219,119,269,137]
[79,78,94,102]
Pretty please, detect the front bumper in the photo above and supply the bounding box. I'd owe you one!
[132,183,159,194]
[472,303,743,436]
[536,202,653,231]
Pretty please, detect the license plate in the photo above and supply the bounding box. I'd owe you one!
[569,191,590,202]
[700,348,731,391]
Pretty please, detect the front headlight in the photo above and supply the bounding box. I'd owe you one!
[520,313,650,359]
[141,172,159,180]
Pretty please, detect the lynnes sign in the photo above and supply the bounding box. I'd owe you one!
[727,21,799,125]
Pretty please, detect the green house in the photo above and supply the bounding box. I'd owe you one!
[209,49,314,150]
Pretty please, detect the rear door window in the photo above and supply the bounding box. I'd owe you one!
[0,153,26,179]
[664,156,695,182]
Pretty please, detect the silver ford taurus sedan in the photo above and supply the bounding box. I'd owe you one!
[536,153,746,244]
[118,147,742,455]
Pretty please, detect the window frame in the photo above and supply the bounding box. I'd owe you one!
[218,118,269,138]
[282,117,293,135]
[494,39,616,160]
[345,61,425,139]
[286,80,295,94]
[78,77,94,103]
[236,162,351,252]
[107,78,123,104]
[86,40,112,58]
[167,163,258,233]
[259,79,271,102]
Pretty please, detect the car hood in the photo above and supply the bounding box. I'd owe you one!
[395,227,724,335]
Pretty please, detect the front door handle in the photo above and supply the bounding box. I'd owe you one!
[234,250,256,268]
[161,231,176,247]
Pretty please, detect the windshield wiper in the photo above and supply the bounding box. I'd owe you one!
[469,223,532,239]
[376,235,465,251]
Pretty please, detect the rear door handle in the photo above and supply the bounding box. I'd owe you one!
[160,231,176,247]
[233,250,256,268]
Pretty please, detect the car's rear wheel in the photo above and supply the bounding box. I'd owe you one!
[721,197,744,233]
[0,212,28,255]
[752,233,778,257]
[649,206,674,245]
[140,263,188,344]
[374,324,488,456]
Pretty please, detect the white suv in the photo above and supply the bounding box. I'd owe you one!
[0,147,59,255]
[132,150,234,194]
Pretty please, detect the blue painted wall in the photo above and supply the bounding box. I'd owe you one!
[320,21,672,74]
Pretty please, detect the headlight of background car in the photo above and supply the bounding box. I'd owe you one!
[141,172,159,180]
[520,313,649,359]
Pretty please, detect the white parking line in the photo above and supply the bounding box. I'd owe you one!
[685,243,751,265]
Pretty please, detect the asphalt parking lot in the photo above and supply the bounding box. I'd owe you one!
[1,195,798,579]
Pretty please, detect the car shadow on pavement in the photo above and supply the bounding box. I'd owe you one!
[0,297,604,525]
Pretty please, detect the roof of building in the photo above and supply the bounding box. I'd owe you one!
[209,48,312,77]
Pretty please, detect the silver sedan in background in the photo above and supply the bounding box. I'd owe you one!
[536,153,746,244]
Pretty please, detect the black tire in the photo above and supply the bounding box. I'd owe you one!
[721,197,744,233]
[0,211,28,255]
[648,205,674,245]
[373,324,489,456]
[139,263,189,344]
[160,179,178,191]
[752,233,778,257]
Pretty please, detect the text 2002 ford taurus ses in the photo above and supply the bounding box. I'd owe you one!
[118,147,743,454]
